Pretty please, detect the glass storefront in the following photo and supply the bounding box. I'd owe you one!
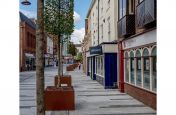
[125,52,129,83]
[95,55,104,77]
[143,48,150,89]
[130,51,135,84]
[136,50,142,86]
[151,47,157,92]
[124,46,157,92]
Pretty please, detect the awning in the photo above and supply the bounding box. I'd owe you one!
[25,53,35,58]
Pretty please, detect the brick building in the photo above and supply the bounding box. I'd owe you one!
[20,12,37,71]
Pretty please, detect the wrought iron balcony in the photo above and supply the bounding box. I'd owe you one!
[118,15,135,38]
[137,0,156,28]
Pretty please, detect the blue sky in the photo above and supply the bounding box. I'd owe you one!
[20,0,91,44]
[74,0,91,29]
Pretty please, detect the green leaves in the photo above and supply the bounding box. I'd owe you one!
[44,0,74,37]
[67,41,77,56]
[76,52,83,61]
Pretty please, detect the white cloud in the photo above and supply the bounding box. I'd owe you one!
[74,11,81,23]
[71,28,85,44]
[20,9,37,19]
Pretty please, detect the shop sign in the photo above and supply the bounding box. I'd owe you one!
[90,46,102,55]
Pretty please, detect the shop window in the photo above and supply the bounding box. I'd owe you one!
[143,48,150,89]
[100,56,104,76]
[136,50,141,86]
[151,47,157,92]
[95,56,104,76]
[95,57,97,73]
[27,32,30,47]
[89,58,91,72]
[130,51,135,84]
[125,52,129,83]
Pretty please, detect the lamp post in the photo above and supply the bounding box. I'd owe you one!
[21,0,31,5]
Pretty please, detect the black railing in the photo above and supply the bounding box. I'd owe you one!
[137,0,156,28]
[118,15,135,38]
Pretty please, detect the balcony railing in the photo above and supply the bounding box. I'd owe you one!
[137,0,156,28]
[118,15,135,38]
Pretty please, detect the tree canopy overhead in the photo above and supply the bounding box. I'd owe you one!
[44,0,74,36]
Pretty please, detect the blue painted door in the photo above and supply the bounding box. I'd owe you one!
[105,53,117,88]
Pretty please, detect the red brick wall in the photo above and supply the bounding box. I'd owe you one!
[124,83,156,110]
[20,22,36,71]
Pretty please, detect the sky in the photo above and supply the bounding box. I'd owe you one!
[19,0,91,44]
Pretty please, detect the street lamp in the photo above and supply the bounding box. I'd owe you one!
[21,0,31,5]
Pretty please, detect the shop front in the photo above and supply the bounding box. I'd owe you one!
[122,29,157,109]
[45,54,54,67]
[25,53,35,71]
[87,43,118,89]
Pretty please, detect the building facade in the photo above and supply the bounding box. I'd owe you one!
[44,34,54,67]
[117,0,157,109]
[82,9,92,74]
[75,44,82,53]
[86,0,119,89]
[20,12,36,71]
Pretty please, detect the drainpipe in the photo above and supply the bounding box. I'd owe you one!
[98,0,100,45]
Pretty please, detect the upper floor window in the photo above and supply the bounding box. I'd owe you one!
[107,17,111,41]
[108,0,110,9]
[101,24,103,39]
[119,0,126,19]
[139,0,144,3]
[118,0,135,20]
[101,0,103,15]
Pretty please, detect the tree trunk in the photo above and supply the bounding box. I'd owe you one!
[60,38,63,76]
[36,0,45,115]
[57,35,62,87]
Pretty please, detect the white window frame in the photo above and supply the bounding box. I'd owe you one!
[125,47,156,94]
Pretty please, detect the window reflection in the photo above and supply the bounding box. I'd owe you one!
[125,52,129,82]
[136,50,141,86]
[152,47,157,92]
[130,51,135,84]
[143,48,150,89]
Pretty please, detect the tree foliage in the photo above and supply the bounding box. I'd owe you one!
[76,52,83,61]
[44,0,74,37]
[67,42,77,56]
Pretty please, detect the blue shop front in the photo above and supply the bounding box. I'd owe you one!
[87,42,118,89]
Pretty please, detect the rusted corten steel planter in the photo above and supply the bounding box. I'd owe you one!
[54,75,72,87]
[44,86,75,110]
[66,66,74,71]
[66,63,78,71]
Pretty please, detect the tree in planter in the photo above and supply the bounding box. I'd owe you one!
[44,0,74,83]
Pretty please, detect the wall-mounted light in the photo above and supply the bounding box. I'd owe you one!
[21,0,31,5]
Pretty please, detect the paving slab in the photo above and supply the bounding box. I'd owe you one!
[52,68,156,115]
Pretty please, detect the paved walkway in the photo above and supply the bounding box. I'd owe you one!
[51,68,156,115]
